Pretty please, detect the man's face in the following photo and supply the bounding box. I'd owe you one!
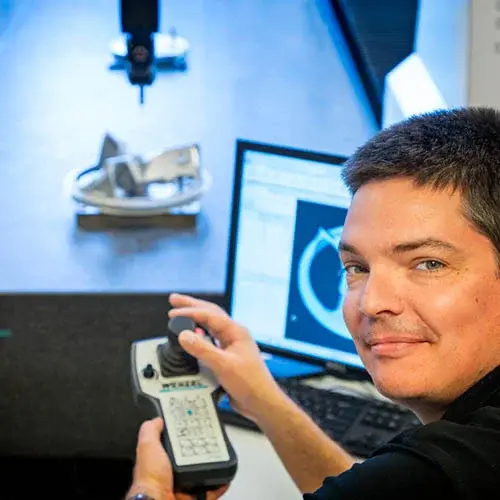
[340,178,500,408]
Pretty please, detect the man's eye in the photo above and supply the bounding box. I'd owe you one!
[415,260,445,271]
[342,264,367,276]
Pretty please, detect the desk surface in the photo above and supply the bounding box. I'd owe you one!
[224,425,303,500]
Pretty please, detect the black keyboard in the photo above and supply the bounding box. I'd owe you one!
[218,377,421,458]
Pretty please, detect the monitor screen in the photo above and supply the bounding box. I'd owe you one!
[226,140,365,371]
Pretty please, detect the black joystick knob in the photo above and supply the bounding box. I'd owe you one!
[157,316,199,377]
[166,316,195,348]
[142,363,156,379]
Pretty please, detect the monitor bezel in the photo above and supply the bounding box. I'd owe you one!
[224,139,370,381]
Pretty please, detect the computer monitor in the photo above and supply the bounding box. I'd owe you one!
[225,139,367,378]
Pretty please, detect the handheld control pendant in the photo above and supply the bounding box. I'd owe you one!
[131,316,238,492]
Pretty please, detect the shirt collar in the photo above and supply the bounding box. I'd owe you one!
[442,364,500,423]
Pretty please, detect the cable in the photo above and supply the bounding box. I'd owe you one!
[195,489,206,500]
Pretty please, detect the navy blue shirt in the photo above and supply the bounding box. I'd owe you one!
[304,365,500,500]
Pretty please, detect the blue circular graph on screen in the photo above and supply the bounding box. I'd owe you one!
[297,225,351,340]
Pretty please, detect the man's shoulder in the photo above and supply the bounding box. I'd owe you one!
[385,404,500,450]
[466,404,500,427]
[303,446,451,500]
[378,404,500,458]
[304,409,500,500]
[369,407,500,497]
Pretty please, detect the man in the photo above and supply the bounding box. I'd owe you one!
[126,107,500,499]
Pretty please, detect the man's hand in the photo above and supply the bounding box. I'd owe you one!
[168,294,356,495]
[127,417,174,500]
[127,417,230,500]
[168,293,284,422]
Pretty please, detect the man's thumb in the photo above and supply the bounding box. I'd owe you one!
[178,329,224,370]
[137,416,163,447]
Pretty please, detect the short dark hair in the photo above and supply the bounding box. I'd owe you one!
[341,107,500,265]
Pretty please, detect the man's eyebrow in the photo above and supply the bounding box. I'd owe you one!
[391,238,458,254]
[338,238,458,255]
[338,241,359,254]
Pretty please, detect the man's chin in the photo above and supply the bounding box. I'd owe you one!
[373,383,418,405]
[369,367,429,404]
[361,348,434,399]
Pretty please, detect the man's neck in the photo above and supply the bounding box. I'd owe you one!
[397,363,500,424]
[411,405,446,425]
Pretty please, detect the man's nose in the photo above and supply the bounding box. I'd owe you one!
[358,270,404,318]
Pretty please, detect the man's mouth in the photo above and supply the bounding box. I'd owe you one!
[366,337,428,357]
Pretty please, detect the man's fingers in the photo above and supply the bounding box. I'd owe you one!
[169,293,221,312]
[136,417,164,452]
[175,484,230,500]
[207,484,230,499]
[169,307,247,345]
[178,329,229,371]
